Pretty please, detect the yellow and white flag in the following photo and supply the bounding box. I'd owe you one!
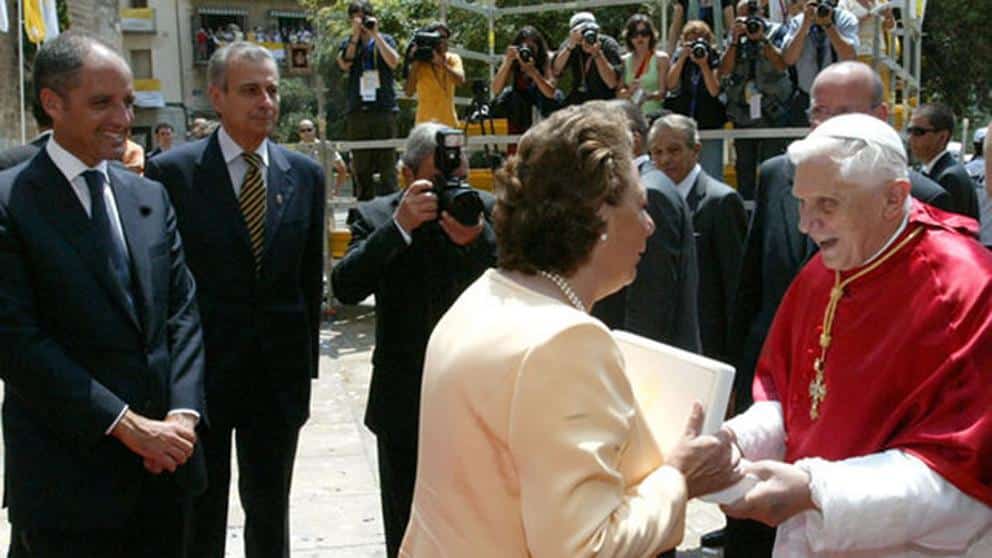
[0,0,9,33]
[42,0,58,41]
[23,0,46,44]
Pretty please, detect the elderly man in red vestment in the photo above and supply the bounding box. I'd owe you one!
[718,113,992,556]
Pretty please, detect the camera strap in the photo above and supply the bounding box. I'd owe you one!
[634,52,651,79]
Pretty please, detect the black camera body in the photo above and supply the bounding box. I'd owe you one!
[580,23,600,46]
[362,16,377,30]
[815,0,837,20]
[517,45,533,64]
[690,38,710,60]
[412,30,442,62]
[433,130,484,227]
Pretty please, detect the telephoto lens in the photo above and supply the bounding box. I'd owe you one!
[363,16,376,30]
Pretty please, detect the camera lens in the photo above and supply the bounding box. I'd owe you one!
[816,3,832,18]
[518,46,533,63]
[583,29,597,45]
[746,17,763,34]
[691,40,709,59]
[363,16,376,30]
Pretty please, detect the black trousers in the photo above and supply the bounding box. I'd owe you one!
[9,474,190,558]
[376,435,417,558]
[187,415,301,558]
[725,517,776,557]
[346,110,398,201]
[734,136,791,201]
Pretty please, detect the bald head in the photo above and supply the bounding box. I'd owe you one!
[808,61,887,128]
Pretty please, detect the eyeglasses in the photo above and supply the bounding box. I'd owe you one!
[299,127,314,132]
[906,126,937,136]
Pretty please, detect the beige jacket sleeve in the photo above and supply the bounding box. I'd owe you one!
[508,322,688,558]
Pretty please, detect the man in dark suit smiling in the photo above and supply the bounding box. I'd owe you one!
[0,32,205,557]
[145,41,326,558]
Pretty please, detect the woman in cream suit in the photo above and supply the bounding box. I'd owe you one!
[400,102,739,557]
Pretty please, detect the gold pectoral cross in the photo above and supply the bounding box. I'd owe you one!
[809,358,827,420]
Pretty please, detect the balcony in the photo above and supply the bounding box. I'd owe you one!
[121,8,156,33]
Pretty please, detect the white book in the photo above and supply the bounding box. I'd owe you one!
[613,331,757,503]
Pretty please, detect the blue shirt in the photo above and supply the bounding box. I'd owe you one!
[339,33,399,114]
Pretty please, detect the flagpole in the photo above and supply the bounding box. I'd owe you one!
[18,0,26,143]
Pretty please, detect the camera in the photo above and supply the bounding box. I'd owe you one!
[362,16,376,30]
[581,23,599,46]
[815,1,836,19]
[690,38,710,60]
[433,130,484,227]
[745,16,766,35]
[517,45,533,64]
[411,30,442,62]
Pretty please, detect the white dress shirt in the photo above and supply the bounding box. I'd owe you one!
[673,164,703,201]
[217,125,269,196]
[922,149,949,176]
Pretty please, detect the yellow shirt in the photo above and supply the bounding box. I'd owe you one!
[412,52,462,127]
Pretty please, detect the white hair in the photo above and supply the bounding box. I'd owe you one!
[787,135,908,190]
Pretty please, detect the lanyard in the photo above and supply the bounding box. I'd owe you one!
[689,65,702,117]
[634,52,651,79]
[361,38,378,71]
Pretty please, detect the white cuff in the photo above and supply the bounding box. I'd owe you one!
[105,404,129,435]
[393,217,412,245]
[723,401,785,461]
[167,409,200,426]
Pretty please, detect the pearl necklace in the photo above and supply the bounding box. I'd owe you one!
[538,271,586,313]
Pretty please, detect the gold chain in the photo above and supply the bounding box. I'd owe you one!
[809,227,923,420]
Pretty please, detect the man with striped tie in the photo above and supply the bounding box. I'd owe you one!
[144,41,326,558]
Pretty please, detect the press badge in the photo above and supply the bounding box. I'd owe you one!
[360,70,380,102]
[745,81,762,119]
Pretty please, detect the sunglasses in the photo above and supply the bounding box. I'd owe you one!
[299,127,314,132]
[906,126,937,136]
[632,29,652,37]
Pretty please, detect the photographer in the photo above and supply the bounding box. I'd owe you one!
[337,1,401,200]
[721,0,794,199]
[665,20,727,180]
[491,26,562,135]
[331,122,497,558]
[551,12,623,106]
[781,0,858,124]
[618,14,671,120]
[666,0,736,54]
[404,22,465,127]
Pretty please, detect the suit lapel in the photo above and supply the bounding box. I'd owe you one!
[686,172,706,214]
[195,134,254,256]
[778,160,818,266]
[929,152,951,179]
[262,144,297,264]
[108,166,151,335]
[29,152,140,330]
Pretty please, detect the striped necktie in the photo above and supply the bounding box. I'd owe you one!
[240,152,266,271]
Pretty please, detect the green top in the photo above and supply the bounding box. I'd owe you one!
[624,52,663,116]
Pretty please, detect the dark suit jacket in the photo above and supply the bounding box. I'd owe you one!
[686,170,747,362]
[0,133,50,171]
[593,169,701,352]
[728,155,952,412]
[144,131,325,428]
[0,149,205,530]
[928,151,979,220]
[331,191,497,445]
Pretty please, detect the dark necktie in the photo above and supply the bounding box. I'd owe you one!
[240,152,266,271]
[82,170,136,315]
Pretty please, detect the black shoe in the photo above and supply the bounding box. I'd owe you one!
[701,527,726,548]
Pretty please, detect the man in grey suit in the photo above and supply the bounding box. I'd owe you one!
[650,113,747,363]
[592,101,701,352]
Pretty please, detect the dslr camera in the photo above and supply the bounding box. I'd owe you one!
[433,130,484,227]
[411,30,442,62]
[517,45,533,64]
[580,23,600,46]
[690,38,711,60]
[814,0,837,20]
[362,16,377,30]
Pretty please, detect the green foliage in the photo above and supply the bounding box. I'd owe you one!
[920,1,992,128]
[275,77,320,143]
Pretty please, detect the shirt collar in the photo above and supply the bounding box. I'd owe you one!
[218,125,269,168]
[862,198,912,266]
[45,136,109,185]
[674,164,702,200]
[923,149,948,175]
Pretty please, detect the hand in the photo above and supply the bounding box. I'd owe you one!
[350,16,363,37]
[582,40,601,56]
[733,18,748,42]
[505,45,519,62]
[690,49,709,67]
[393,180,437,234]
[111,410,196,475]
[665,402,742,498]
[721,460,817,526]
[673,3,685,19]
[432,49,446,67]
[439,211,484,246]
[568,29,582,49]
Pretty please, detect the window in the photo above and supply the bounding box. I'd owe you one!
[130,49,153,79]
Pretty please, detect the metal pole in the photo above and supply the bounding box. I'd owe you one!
[18,0,26,143]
